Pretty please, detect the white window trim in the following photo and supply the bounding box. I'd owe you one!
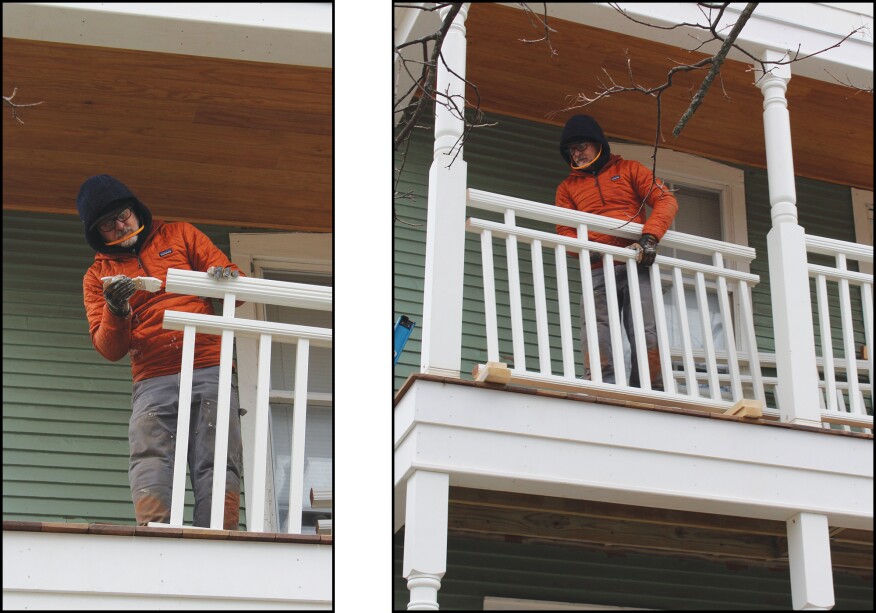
[230,232,332,533]
[851,187,873,275]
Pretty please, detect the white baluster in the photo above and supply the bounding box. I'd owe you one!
[531,239,551,374]
[288,339,310,534]
[625,258,651,391]
[650,263,675,394]
[170,324,197,526]
[555,245,575,378]
[815,275,838,412]
[505,210,526,371]
[714,254,742,400]
[248,333,273,533]
[578,224,601,383]
[738,280,765,402]
[673,267,698,397]
[695,271,720,400]
[210,291,237,530]
[480,230,499,363]
[836,254,862,415]
[603,255,626,386]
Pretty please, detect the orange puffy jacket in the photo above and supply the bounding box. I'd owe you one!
[83,220,246,382]
[555,154,678,268]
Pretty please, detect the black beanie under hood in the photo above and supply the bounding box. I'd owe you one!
[76,175,153,254]
[559,114,612,174]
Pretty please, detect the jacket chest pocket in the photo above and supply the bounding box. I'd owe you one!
[153,247,191,278]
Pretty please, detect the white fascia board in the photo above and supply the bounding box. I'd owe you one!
[501,3,872,87]
[394,380,874,530]
[3,531,332,607]
[2,2,332,67]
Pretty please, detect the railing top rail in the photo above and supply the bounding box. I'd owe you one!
[165,269,332,310]
[466,218,760,284]
[805,234,874,264]
[468,188,757,262]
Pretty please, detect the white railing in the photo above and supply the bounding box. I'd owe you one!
[466,188,765,415]
[804,234,873,430]
[160,268,332,533]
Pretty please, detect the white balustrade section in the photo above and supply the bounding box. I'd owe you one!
[161,268,332,533]
[466,188,763,414]
[805,235,874,431]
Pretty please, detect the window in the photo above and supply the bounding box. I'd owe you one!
[230,232,332,534]
[662,182,727,353]
[610,144,748,394]
[264,269,333,534]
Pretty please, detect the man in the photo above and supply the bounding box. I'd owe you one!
[555,115,678,390]
[78,174,246,528]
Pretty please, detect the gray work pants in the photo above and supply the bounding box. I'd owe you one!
[581,264,664,390]
[129,365,244,528]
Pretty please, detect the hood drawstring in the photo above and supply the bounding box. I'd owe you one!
[570,144,603,171]
[104,224,146,246]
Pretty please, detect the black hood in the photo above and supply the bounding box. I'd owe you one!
[76,175,153,254]
[559,114,612,173]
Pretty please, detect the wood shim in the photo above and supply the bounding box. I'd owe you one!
[473,362,512,385]
[723,398,764,418]
[310,488,333,509]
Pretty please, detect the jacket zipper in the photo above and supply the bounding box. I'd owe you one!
[133,249,149,277]
[593,172,608,209]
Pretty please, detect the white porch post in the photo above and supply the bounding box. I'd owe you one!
[756,49,821,426]
[403,470,450,610]
[420,3,469,378]
[787,513,835,610]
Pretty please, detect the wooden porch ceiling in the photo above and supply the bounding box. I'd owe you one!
[449,487,873,576]
[2,38,332,231]
[464,4,873,192]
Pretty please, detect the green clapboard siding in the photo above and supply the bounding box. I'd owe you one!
[393,532,873,610]
[744,170,866,353]
[2,210,277,527]
[394,113,868,397]
[395,113,571,390]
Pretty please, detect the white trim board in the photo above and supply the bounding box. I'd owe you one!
[3,531,332,609]
[2,3,332,67]
[394,379,873,532]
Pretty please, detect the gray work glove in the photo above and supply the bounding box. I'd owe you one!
[103,275,136,317]
[207,266,239,280]
[630,233,659,267]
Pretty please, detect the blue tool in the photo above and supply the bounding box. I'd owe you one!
[393,316,415,366]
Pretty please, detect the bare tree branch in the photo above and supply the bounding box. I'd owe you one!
[517,2,558,56]
[394,3,463,151]
[3,87,45,124]
[394,2,557,224]
[672,2,756,136]
[554,2,865,230]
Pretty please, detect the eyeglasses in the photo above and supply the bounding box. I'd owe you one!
[568,142,596,155]
[97,207,133,232]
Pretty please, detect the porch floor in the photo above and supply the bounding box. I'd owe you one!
[2,520,333,545]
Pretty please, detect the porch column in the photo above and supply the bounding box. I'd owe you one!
[420,3,469,378]
[403,470,450,610]
[755,49,821,426]
[787,512,835,609]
